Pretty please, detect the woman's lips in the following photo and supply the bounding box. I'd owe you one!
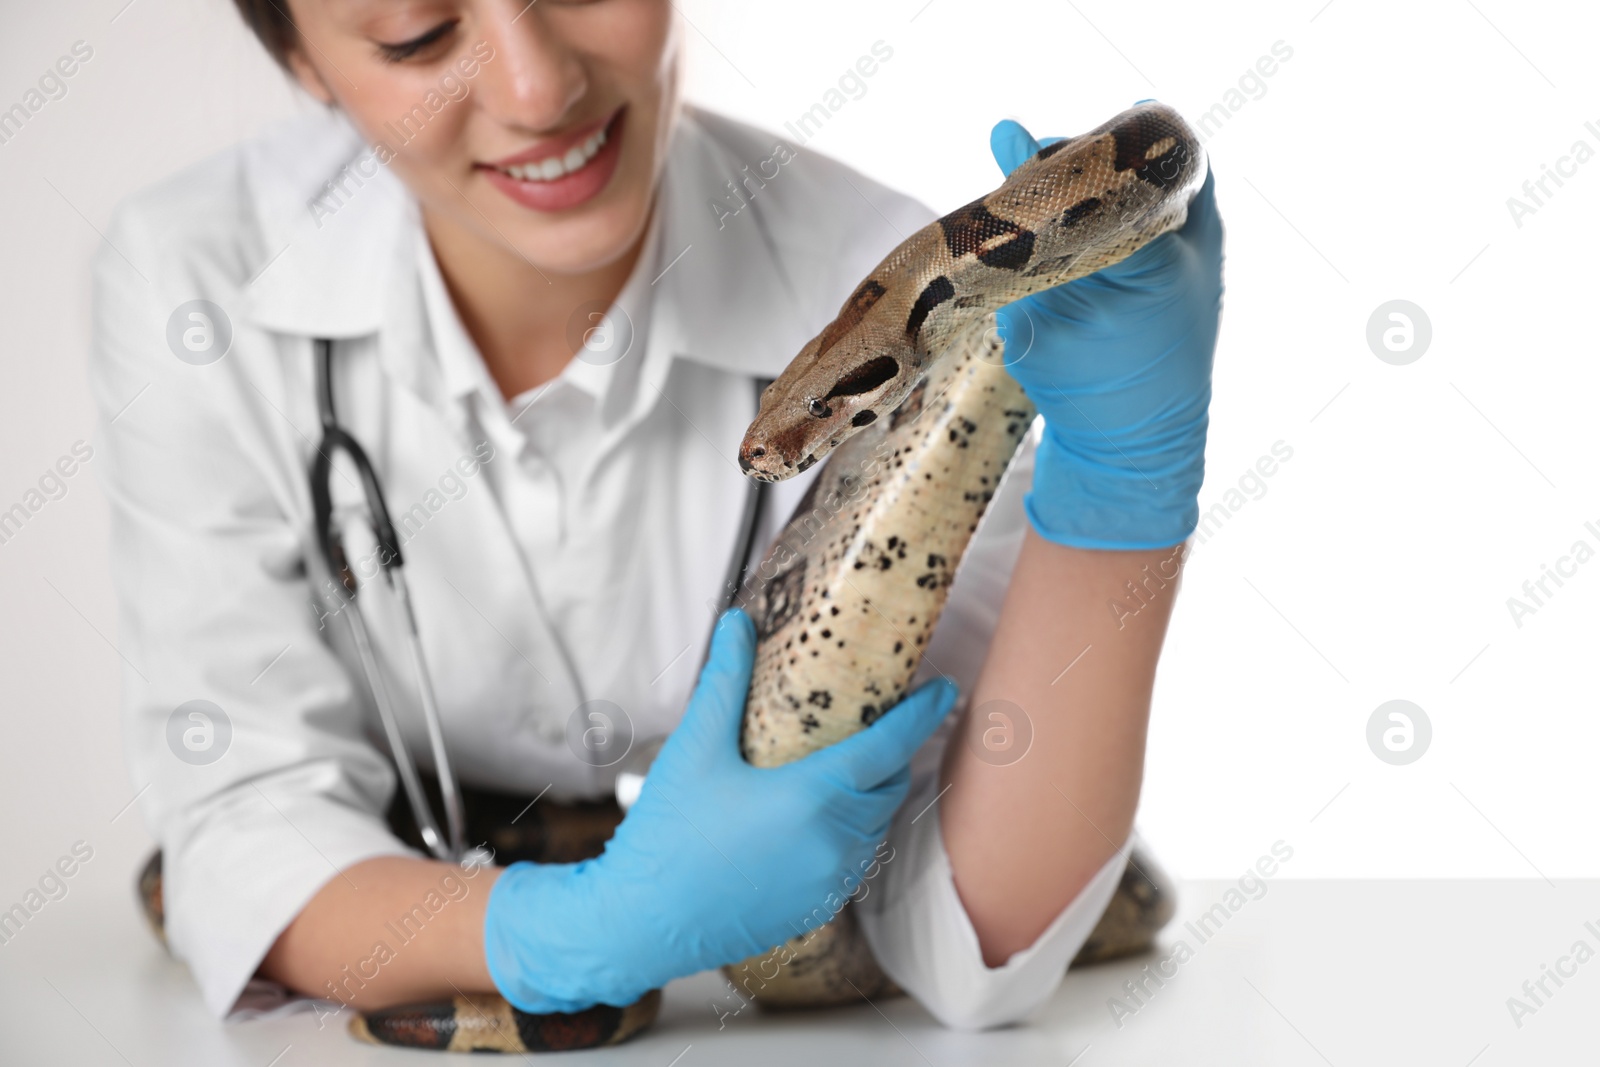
[478,108,626,214]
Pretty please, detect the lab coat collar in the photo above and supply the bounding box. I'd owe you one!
[240,107,410,340]
[644,106,814,380]
[239,106,816,389]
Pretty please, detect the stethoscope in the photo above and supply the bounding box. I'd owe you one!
[309,337,772,864]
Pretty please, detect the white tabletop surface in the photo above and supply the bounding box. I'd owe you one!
[2,877,1594,1065]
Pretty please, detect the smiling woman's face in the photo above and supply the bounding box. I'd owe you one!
[282,0,679,277]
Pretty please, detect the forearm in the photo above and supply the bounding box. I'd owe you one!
[939,528,1184,966]
[260,856,501,1011]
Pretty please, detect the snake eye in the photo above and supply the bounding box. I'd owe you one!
[808,398,831,418]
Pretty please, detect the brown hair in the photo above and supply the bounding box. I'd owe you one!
[231,0,298,70]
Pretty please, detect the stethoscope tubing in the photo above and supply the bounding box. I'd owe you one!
[309,336,770,863]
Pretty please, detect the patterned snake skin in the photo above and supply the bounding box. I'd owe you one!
[723,100,1203,1002]
[134,101,1200,1050]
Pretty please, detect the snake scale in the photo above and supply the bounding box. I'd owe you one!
[136,102,1200,1052]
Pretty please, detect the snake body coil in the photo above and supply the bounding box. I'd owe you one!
[735,102,1204,759]
[723,101,1203,1003]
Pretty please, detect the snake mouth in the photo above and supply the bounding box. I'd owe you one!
[738,427,833,482]
[737,443,780,482]
[738,415,814,481]
[738,441,814,483]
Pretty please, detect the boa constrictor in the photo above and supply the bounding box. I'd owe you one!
[721,98,1202,1006]
[136,101,1200,1052]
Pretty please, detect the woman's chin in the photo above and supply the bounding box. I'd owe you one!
[504,199,653,279]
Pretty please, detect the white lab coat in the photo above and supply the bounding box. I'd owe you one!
[89,103,1127,1029]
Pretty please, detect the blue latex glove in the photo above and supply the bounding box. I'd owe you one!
[484,608,959,1013]
[991,116,1224,550]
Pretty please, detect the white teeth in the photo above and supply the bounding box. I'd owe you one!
[498,123,610,183]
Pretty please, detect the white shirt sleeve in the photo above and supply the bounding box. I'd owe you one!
[852,421,1131,1030]
[88,197,417,1020]
[856,768,1131,1031]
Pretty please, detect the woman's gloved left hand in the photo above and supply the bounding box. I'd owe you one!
[990,116,1225,551]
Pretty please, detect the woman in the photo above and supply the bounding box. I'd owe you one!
[90,0,1222,1032]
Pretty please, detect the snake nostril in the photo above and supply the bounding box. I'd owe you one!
[751,446,765,458]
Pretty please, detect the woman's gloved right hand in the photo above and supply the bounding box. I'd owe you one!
[484,608,959,1014]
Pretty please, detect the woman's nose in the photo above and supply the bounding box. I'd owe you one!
[472,5,589,131]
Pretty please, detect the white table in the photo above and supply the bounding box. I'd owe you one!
[2,879,1593,1064]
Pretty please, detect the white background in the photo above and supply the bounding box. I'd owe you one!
[0,0,1595,935]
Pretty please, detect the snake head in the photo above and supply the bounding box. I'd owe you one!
[738,333,919,482]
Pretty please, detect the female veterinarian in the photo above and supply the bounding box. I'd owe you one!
[90,0,1222,1034]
